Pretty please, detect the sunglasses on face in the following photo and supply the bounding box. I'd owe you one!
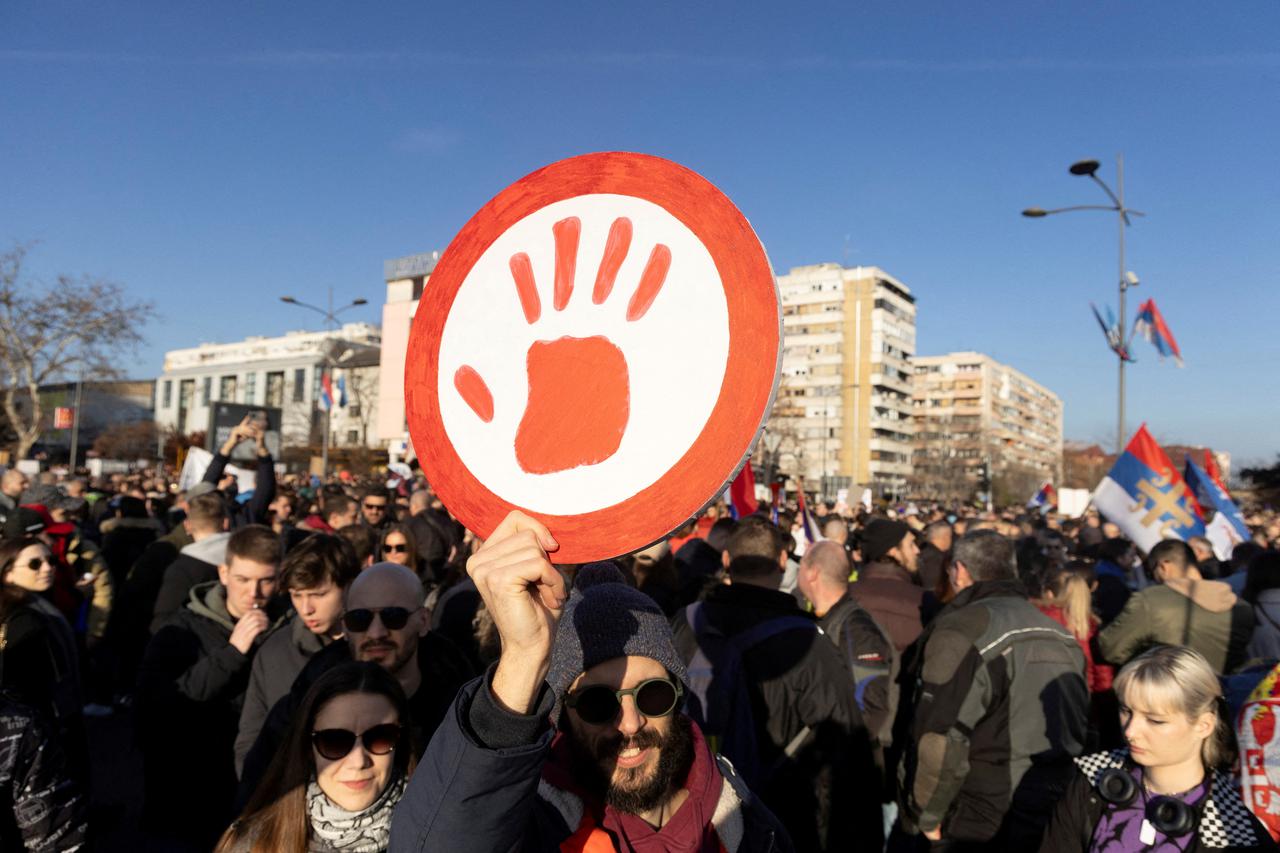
[363,503,387,511]
[10,556,51,572]
[383,543,409,554]
[565,678,683,725]
[341,606,414,632]
[311,723,401,761]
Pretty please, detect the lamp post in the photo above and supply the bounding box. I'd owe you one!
[279,288,367,478]
[1023,155,1144,453]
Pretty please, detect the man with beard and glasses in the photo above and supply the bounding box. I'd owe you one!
[235,562,473,805]
[389,511,793,853]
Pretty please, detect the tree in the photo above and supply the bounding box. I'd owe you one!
[0,243,155,459]
[1241,456,1280,506]
[92,420,159,460]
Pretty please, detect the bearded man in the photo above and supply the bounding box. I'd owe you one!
[390,512,792,852]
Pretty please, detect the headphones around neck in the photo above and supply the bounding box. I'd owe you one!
[1097,767,1200,837]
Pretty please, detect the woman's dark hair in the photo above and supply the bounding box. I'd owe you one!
[0,537,46,590]
[217,662,415,853]
[377,523,420,573]
[1243,552,1280,605]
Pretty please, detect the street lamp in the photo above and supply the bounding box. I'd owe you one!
[279,287,367,478]
[1022,155,1145,453]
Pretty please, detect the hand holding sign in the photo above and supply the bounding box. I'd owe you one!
[468,511,564,714]
[406,152,780,562]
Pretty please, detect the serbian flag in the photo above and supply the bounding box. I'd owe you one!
[769,482,782,525]
[1090,302,1134,362]
[1132,299,1184,366]
[1027,481,1056,511]
[1204,450,1229,495]
[728,461,759,519]
[319,371,335,411]
[795,483,823,545]
[1184,458,1250,544]
[1093,424,1205,553]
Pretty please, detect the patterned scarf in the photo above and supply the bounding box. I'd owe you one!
[306,772,406,852]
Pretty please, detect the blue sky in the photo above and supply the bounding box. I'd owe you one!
[2,2,1277,467]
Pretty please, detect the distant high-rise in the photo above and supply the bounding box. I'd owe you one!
[911,352,1064,502]
[769,264,916,498]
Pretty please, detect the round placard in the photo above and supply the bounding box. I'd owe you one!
[405,151,780,562]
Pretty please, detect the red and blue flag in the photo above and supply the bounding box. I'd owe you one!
[728,460,759,519]
[1027,481,1056,511]
[1090,302,1134,362]
[1092,424,1204,552]
[1132,299,1183,367]
[1184,458,1250,543]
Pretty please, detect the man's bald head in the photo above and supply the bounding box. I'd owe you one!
[347,561,423,610]
[409,490,431,514]
[801,540,851,586]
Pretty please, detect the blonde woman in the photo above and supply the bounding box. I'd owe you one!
[1040,645,1276,852]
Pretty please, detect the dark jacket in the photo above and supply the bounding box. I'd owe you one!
[237,630,475,808]
[110,523,191,684]
[898,578,1088,847]
[148,533,228,634]
[671,582,882,852]
[0,599,88,786]
[0,691,89,852]
[1098,577,1255,674]
[817,591,896,748]
[1039,749,1277,853]
[204,449,276,529]
[850,560,935,652]
[234,612,334,776]
[100,516,159,586]
[136,581,285,844]
[389,672,793,853]
[405,512,450,587]
[917,543,949,597]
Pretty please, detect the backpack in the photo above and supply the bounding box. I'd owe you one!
[682,601,818,789]
[822,602,899,748]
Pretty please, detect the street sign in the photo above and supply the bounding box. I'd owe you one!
[53,407,74,429]
[406,152,780,562]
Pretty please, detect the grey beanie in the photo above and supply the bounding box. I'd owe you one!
[546,562,688,703]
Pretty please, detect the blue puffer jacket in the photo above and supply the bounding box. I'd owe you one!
[389,672,794,853]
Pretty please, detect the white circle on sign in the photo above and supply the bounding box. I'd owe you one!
[437,193,730,516]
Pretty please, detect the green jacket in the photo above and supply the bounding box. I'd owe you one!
[1097,578,1254,673]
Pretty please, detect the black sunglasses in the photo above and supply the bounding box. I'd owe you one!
[341,607,414,632]
[4,555,51,573]
[311,723,401,761]
[363,502,387,511]
[565,678,683,725]
[382,543,409,554]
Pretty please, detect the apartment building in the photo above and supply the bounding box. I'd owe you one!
[911,352,1063,500]
[769,263,916,498]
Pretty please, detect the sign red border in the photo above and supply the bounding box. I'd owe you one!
[405,152,780,562]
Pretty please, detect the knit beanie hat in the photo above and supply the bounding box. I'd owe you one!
[861,518,912,563]
[546,562,688,703]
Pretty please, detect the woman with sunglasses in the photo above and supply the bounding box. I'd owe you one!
[0,536,89,784]
[218,661,415,853]
[1040,645,1276,853]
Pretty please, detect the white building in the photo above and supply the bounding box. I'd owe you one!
[769,264,917,498]
[377,251,440,461]
[156,323,383,450]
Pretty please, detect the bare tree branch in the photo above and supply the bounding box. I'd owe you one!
[0,242,156,459]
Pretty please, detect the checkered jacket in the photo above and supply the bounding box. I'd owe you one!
[1037,748,1275,852]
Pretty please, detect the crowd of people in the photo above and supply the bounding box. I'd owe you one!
[1,426,1280,852]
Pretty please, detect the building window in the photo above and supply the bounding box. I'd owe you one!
[349,403,361,418]
[245,372,256,404]
[293,368,306,403]
[201,376,212,406]
[178,379,195,433]
[265,371,284,407]
[220,375,237,402]
[347,429,360,445]
[162,380,172,409]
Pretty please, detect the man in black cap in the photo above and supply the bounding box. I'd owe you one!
[390,511,792,853]
[850,517,932,653]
